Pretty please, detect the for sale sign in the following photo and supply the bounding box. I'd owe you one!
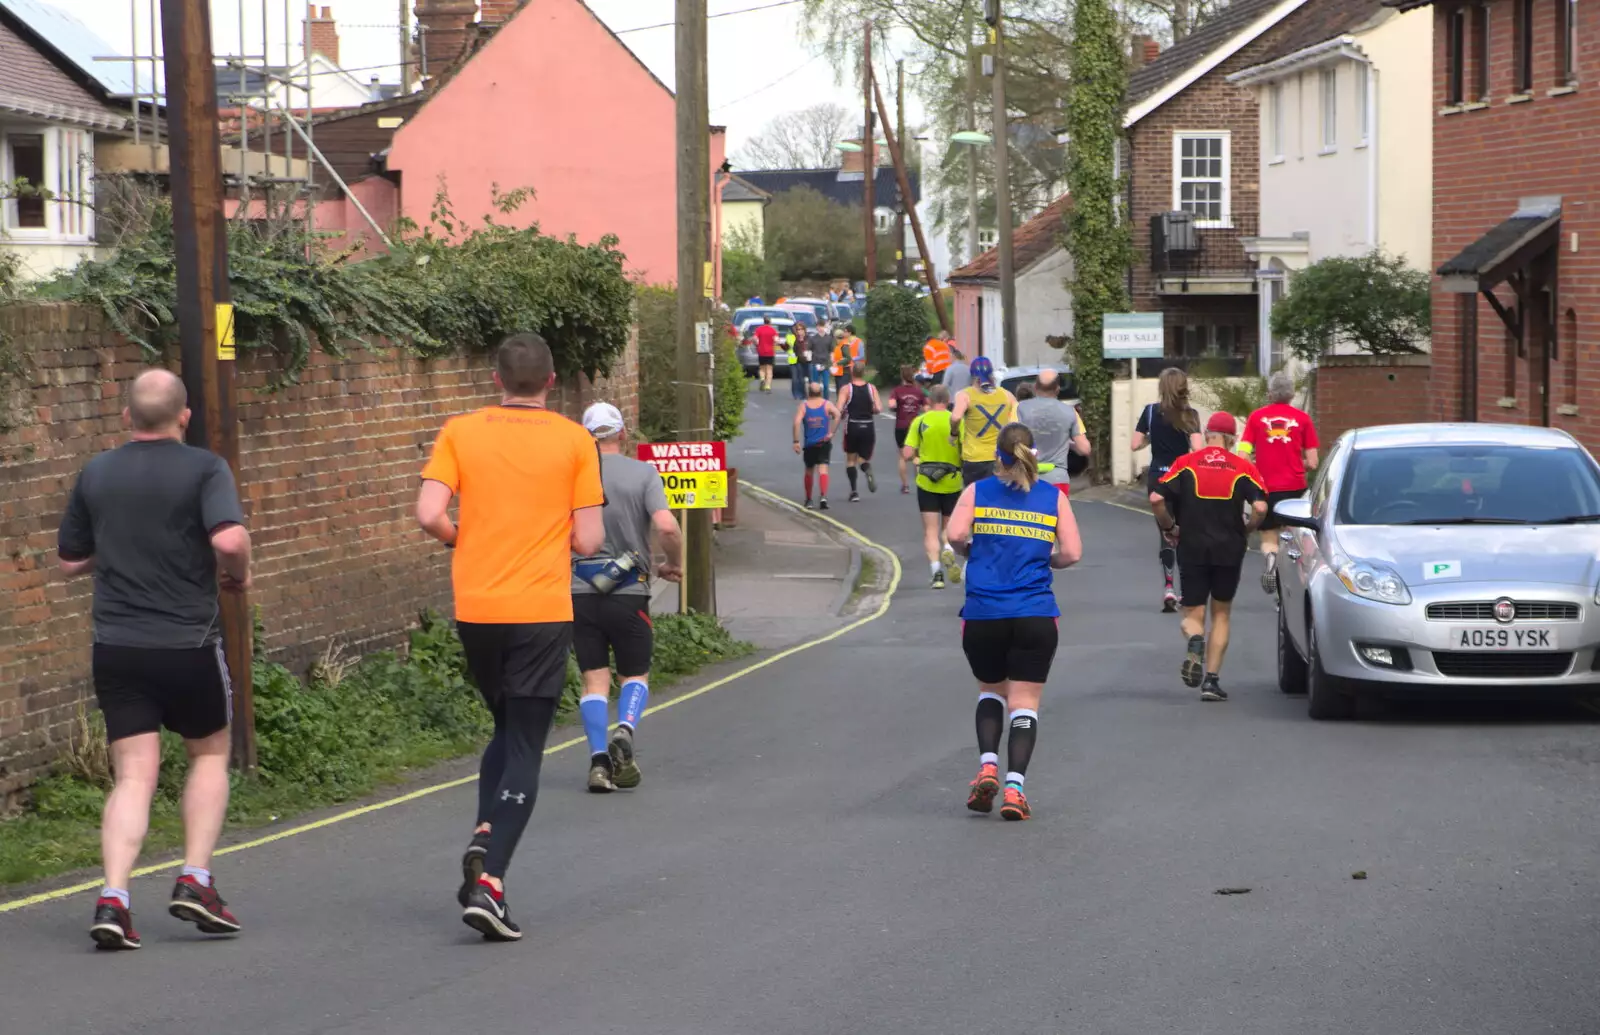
[636,442,728,510]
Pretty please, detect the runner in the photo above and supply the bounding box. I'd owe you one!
[1239,371,1319,594]
[951,356,1018,486]
[902,385,964,588]
[1150,412,1268,702]
[836,361,883,502]
[1131,367,1204,612]
[922,333,953,385]
[417,333,606,942]
[794,380,841,510]
[1015,369,1091,498]
[753,316,779,393]
[804,320,834,400]
[831,324,864,382]
[571,403,683,794]
[58,369,252,951]
[887,364,928,494]
[946,422,1082,821]
[944,346,972,396]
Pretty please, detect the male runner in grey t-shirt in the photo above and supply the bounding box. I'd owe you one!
[1015,369,1092,492]
[943,348,972,395]
[570,403,683,792]
[58,368,252,950]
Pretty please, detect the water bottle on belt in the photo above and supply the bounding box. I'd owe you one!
[586,550,648,594]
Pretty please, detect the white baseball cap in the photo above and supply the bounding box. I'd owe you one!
[582,402,625,438]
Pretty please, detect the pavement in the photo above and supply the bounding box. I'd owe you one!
[6,382,1600,1034]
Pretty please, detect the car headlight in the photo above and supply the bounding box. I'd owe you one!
[1334,556,1412,605]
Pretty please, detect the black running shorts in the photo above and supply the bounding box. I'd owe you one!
[457,621,573,704]
[573,595,654,677]
[93,642,232,743]
[894,426,911,448]
[1260,489,1304,531]
[962,461,993,487]
[962,616,1059,685]
[802,442,832,467]
[917,487,959,516]
[1178,563,1243,608]
[758,356,774,369]
[843,423,876,459]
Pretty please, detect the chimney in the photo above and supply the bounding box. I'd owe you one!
[479,0,525,25]
[1139,37,1161,66]
[369,74,383,101]
[839,141,866,174]
[304,5,340,64]
[414,0,478,78]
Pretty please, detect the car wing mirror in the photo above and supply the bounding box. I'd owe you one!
[1273,497,1319,530]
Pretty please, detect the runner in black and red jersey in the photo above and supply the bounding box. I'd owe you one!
[887,365,927,495]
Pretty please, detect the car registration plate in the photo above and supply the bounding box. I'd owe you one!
[1452,627,1557,650]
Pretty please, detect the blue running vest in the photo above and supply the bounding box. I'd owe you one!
[802,401,831,446]
[961,477,1061,620]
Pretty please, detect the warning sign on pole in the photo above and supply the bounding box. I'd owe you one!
[637,441,728,510]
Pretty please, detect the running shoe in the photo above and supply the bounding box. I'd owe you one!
[940,543,957,573]
[1200,675,1229,702]
[967,762,1001,813]
[1261,554,1279,595]
[458,829,492,906]
[901,485,910,495]
[1181,634,1207,688]
[1000,786,1032,822]
[804,497,814,509]
[463,879,522,942]
[931,570,946,591]
[865,467,877,493]
[1162,589,1178,613]
[849,491,861,503]
[609,725,642,789]
[90,897,141,951]
[588,759,616,794]
[168,876,241,934]
[819,498,830,511]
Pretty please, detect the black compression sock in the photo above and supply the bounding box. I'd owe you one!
[975,694,1005,755]
[1007,710,1039,778]
[846,467,859,491]
[861,462,872,474]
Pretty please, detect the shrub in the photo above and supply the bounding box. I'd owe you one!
[635,284,746,443]
[1272,251,1431,361]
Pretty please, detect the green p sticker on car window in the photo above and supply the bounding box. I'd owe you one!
[1422,560,1461,580]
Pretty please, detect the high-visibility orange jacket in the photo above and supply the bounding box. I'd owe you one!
[923,337,952,374]
[832,337,864,377]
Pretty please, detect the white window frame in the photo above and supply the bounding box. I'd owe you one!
[1171,130,1231,230]
[1319,67,1338,152]
[977,227,998,251]
[1,125,96,242]
[1354,63,1370,146]
[1268,82,1285,162]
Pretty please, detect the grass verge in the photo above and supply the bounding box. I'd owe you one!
[0,609,751,888]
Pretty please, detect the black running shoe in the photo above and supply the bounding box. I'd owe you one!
[1200,675,1229,702]
[1181,634,1206,688]
[90,897,141,951]
[819,498,830,511]
[168,876,241,934]
[463,880,522,942]
[609,725,642,789]
[931,570,946,590]
[458,829,492,907]
[849,491,861,503]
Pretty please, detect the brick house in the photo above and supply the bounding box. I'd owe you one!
[1384,0,1591,438]
[1124,0,1382,369]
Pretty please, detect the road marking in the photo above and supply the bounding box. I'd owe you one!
[0,486,903,916]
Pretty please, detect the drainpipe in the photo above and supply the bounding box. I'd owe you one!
[1364,58,1378,250]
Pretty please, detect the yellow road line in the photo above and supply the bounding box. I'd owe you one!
[0,489,902,916]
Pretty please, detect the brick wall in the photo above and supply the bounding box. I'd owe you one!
[0,303,638,797]
[1314,353,1434,444]
[1429,0,1598,444]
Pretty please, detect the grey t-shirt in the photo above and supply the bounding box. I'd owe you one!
[1016,397,1082,485]
[58,439,246,647]
[944,360,972,394]
[571,452,671,596]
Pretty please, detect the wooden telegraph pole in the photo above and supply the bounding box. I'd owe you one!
[874,78,951,333]
[895,60,908,286]
[862,20,877,290]
[161,0,255,768]
[675,0,715,614]
[986,0,1019,365]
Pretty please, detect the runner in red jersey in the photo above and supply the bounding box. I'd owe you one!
[887,365,927,494]
[1239,372,1320,595]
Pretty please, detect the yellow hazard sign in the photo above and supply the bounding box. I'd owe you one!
[661,470,728,510]
[216,303,236,361]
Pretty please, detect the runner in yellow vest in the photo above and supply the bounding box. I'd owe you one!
[949,355,1017,487]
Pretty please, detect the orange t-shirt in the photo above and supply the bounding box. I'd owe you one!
[421,405,605,624]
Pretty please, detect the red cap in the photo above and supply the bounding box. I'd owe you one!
[1205,411,1238,436]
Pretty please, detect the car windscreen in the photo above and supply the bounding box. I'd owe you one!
[1002,371,1079,399]
[739,320,795,337]
[1337,444,1600,525]
[779,309,819,327]
[733,308,784,325]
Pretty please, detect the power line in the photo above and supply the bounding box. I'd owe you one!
[615,0,805,35]
[711,52,822,111]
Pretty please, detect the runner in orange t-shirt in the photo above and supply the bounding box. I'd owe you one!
[416,332,605,942]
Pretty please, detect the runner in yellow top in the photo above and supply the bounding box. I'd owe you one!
[903,385,965,590]
[949,356,1017,487]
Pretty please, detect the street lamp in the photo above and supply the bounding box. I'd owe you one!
[950,131,992,145]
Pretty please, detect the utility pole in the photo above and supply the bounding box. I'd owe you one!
[964,3,979,266]
[675,0,714,614]
[988,2,1019,366]
[895,59,908,286]
[862,20,877,290]
[400,0,414,94]
[161,0,255,769]
[874,78,950,333]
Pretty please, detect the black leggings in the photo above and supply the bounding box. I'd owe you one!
[476,696,559,879]
[1149,473,1176,578]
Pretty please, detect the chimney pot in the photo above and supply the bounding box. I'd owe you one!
[304,3,340,64]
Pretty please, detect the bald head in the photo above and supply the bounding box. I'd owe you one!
[1035,369,1061,396]
[128,369,188,433]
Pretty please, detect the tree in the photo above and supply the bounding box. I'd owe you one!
[1062,0,1133,481]
[863,284,928,385]
[1272,252,1432,361]
[735,103,852,170]
[762,186,895,281]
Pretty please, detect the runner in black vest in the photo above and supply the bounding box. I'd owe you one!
[1131,368,1203,612]
[836,361,882,503]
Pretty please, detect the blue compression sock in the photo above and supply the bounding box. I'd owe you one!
[579,694,609,757]
[619,680,649,730]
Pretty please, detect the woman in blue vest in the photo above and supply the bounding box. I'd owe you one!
[946,422,1082,821]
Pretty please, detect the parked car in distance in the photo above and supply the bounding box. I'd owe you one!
[995,363,1079,404]
[732,306,795,330]
[1273,423,1600,719]
[780,298,832,325]
[735,317,797,377]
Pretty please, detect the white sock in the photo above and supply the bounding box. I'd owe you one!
[1006,771,1026,788]
[101,887,130,908]
[181,865,212,887]
[980,751,999,767]
[931,560,942,575]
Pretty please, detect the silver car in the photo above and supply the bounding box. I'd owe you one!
[1273,423,1600,719]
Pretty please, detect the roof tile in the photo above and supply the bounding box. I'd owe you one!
[1127,0,1285,104]
[949,195,1072,281]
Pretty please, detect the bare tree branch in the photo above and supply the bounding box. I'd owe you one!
[733,103,854,170]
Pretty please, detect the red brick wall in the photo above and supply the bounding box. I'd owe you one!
[1314,353,1434,444]
[1429,0,1599,443]
[0,304,638,797]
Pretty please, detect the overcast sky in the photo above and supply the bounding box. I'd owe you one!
[45,0,925,156]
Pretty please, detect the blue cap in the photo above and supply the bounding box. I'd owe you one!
[970,356,995,384]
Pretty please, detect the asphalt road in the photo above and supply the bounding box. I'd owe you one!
[6,385,1600,1034]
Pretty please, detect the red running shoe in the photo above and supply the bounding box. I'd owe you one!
[967,763,1001,813]
[168,875,241,934]
[1000,786,1032,822]
[90,897,141,951]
